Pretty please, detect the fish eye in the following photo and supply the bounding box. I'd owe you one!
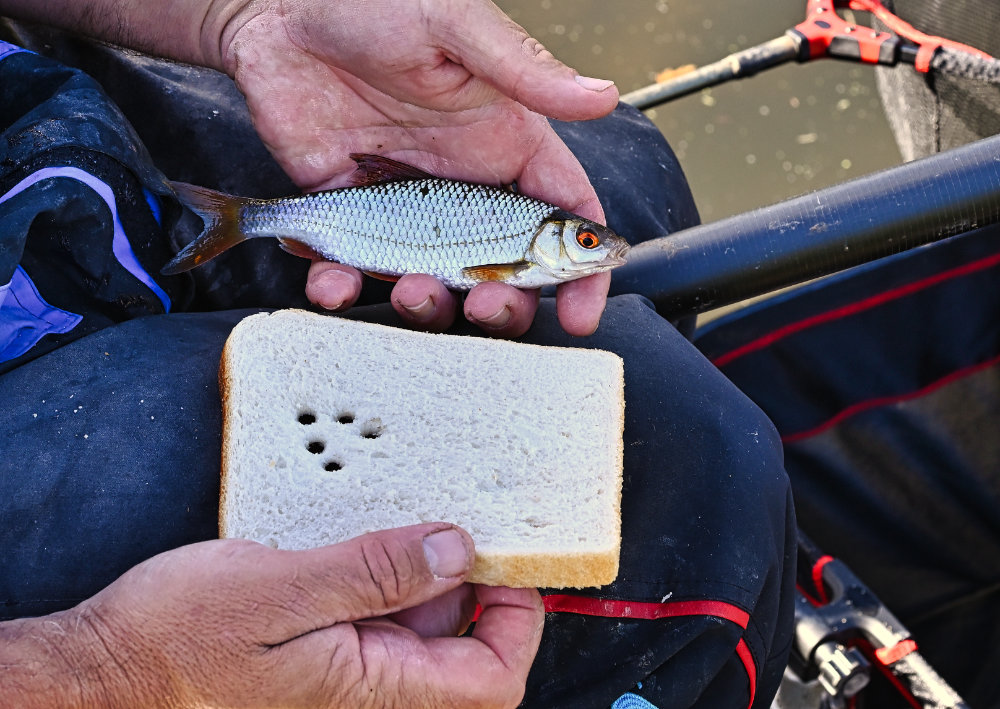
[576,230,600,249]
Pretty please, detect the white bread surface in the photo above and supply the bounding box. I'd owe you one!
[219,309,624,588]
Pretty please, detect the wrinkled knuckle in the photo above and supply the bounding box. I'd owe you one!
[359,537,414,608]
[520,35,552,61]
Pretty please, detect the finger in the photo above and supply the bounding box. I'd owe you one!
[432,585,544,705]
[306,260,364,311]
[556,272,611,336]
[254,523,474,643]
[273,585,543,707]
[362,586,543,707]
[388,584,478,637]
[469,585,545,677]
[391,274,458,331]
[464,281,539,338]
[514,131,607,223]
[436,0,618,121]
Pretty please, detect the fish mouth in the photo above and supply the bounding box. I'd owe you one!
[607,241,630,267]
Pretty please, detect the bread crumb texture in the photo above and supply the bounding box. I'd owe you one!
[219,310,624,588]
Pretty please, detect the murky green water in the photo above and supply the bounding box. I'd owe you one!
[497,0,903,223]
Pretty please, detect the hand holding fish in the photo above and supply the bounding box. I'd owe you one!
[0,0,620,336]
[210,0,621,337]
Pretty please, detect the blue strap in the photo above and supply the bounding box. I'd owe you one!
[0,40,31,62]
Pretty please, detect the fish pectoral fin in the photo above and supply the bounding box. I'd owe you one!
[347,153,435,186]
[461,261,532,283]
[362,270,402,283]
[278,238,324,260]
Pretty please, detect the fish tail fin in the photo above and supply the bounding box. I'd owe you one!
[161,182,251,275]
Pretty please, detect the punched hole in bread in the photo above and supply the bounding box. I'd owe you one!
[306,440,325,454]
[297,410,317,425]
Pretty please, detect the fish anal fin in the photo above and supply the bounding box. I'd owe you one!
[347,153,435,186]
[278,238,324,260]
[362,270,402,283]
[461,261,532,283]
[161,182,248,275]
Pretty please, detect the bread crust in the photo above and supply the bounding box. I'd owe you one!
[217,336,234,540]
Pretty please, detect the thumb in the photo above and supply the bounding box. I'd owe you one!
[259,523,475,643]
[439,0,619,121]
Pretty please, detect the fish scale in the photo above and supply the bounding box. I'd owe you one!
[243,179,558,289]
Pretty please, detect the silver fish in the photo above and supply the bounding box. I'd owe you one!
[161,154,630,289]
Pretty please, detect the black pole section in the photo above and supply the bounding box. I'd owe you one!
[610,132,1000,318]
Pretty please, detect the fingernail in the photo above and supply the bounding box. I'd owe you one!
[575,74,615,92]
[423,529,470,578]
[474,305,512,329]
[398,295,435,321]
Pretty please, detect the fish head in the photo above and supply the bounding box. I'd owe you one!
[528,210,630,281]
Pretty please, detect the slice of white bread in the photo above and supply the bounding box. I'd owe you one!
[218,309,624,588]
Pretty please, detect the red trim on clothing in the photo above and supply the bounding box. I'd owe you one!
[541,595,756,709]
[710,251,1000,369]
[781,351,1000,443]
[735,638,758,708]
[541,595,750,627]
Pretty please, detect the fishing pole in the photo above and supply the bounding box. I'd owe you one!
[621,0,1000,110]
[609,131,1000,318]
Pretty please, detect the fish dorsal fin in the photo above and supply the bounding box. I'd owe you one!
[347,153,435,186]
[461,261,532,283]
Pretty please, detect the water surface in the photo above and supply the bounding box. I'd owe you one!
[498,0,903,223]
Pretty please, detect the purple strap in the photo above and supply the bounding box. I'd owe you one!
[0,166,172,312]
[0,266,83,362]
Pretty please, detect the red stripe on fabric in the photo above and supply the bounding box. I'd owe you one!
[542,594,750,628]
[543,595,756,709]
[736,638,757,709]
[812,555,834,605]
[782,351,1000,444]
[711,251,1000,368]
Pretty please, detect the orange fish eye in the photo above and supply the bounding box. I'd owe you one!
[576,230,600,249]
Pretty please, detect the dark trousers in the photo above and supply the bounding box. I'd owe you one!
[0,28,795,709]
[695,225,1000,708]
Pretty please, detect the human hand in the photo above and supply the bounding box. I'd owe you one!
[216,0,619,337]
[1,524,543,708]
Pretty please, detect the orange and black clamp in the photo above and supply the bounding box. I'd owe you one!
[621,0,996,110]
[791,0,907,66]
[790,532,971,709]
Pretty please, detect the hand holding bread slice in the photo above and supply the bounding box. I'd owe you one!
[219,310,624,588]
